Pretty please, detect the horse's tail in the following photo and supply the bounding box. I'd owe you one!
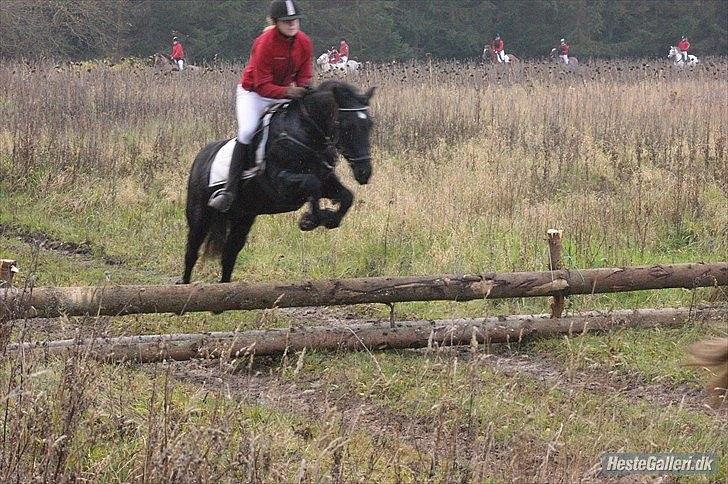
[688,337,728,406]
[202,211,228,259]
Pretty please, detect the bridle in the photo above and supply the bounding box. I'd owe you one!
[336,106,372,166]
[277,102,371,171]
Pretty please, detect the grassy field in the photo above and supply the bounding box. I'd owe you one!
[1,58,726,482]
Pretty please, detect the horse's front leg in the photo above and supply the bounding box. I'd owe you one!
[319,176,354,230]
[278,170,323,231]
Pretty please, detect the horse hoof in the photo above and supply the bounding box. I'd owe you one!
[175,278,187,285]
[320,209,341,229]
[299,213,319,231]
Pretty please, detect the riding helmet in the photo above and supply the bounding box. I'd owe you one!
[269,0,302,21]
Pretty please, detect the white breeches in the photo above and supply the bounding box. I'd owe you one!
[235,86,288,144]
[560,54,569,64]
[339,55,348,63]
[497,51,505,62]
[175,59,184,70]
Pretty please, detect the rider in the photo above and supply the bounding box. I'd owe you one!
[491,34,505,63]
[208,0,313,212]
[677,35,690,63]
[558,38,570,65]
[328,46,340,64]
[170,36,185,70]
[338,38,349,63]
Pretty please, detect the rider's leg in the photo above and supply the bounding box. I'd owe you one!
[178,59,184,71]
[564,55,569,65]
[209,87,270,212]
[340,55,348,63]
[682,52,688,62]
[498,51,505,63]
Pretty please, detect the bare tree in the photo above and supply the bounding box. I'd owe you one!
[0,0,128,59]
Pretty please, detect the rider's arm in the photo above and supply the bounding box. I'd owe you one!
[248,37,289,99]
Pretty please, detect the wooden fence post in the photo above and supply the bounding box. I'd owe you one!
[547,230,565,318]
[0,260,18,288]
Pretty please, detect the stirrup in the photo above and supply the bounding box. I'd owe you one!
[208,189,233,212]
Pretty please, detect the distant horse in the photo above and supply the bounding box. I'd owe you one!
[688,337,727,407]
[549,48,579,66]
[181,81,375,283]
[482,46,519,64]
[152,53,199,72]
[668,46,699,67]
[316,53,361,74]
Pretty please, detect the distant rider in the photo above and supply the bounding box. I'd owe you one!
[170,36,185,70]
[677,36,690,63]
[338,38,349,63]
[328,46,340,64]
[558,38,570,65]
[491,34,505,63]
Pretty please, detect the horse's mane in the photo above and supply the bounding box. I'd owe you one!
[316,80,368,104]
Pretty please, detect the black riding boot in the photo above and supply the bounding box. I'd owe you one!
[209,141,247,212]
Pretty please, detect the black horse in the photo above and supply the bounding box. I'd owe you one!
[182,81,375,283]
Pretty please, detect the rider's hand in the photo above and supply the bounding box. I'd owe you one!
[286,85,307,99]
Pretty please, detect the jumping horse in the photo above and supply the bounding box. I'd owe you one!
[181,81,375,283]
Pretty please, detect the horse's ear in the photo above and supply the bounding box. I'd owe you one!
[365,86,376,102]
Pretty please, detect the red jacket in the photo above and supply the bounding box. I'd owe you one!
[677,39,690,51]
[171,42,185,60]
[241,27,313,99]
[491,39,504,52]
[339,42,349,57]
[559,43,570,55]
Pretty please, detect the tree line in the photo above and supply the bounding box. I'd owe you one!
[1,0,726,61]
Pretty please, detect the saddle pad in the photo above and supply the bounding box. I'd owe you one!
[208,106,282,187]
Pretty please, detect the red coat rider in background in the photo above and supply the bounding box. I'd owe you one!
[491,34,505,63]
[677,36,690,63]
[558,38,570,64]
[338,38,349,63]
[170,36,185,70]
[209,0,313,212]
[328,47,340,64]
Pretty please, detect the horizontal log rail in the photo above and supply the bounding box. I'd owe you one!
[8,308,724,363]
[1,262,725,318]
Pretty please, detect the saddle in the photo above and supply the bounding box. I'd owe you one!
[208,102,289,187]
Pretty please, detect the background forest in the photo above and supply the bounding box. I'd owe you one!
[1,0,726,62]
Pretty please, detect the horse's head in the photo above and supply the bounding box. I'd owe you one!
[668,46,678,59]
[319,81,376,185]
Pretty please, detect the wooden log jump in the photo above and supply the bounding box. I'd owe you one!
[1,262,725,319]
[8,307,724,363]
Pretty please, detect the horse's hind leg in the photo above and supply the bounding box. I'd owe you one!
[220,213,256,283]
[181,210,210,284]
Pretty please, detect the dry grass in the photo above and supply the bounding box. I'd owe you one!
[1,58,727,481]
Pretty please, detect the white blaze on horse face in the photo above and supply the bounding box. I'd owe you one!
[357,111,367,120]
